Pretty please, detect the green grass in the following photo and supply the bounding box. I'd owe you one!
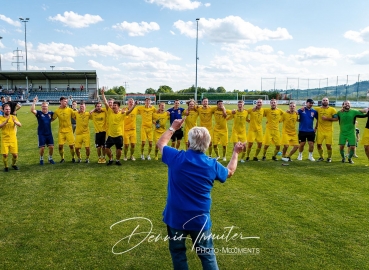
[0,104,368,269]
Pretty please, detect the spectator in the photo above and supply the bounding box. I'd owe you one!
[157,122,245,269]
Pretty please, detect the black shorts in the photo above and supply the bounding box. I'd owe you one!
[105,136,123,150]
[298,131,315,143]
[95,132,106,147]
[171,128,184,142]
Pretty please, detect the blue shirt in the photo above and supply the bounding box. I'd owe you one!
[162,146,228,231]
[167,107,185,124]
[298,107,317,132]
[36,110,53,136]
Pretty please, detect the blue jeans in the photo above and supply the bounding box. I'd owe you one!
[166,225,219,270]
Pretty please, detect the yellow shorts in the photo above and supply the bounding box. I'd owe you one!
[1,141,18,154]
[231,131,247,143]
[75,133,90,148]
[316,131,333,145]
[361,128,369,145]
[124,129,137,144]
[58,131,75,146]
[213,131,228,146]
[247,129,263,143]
[154,130,165,142]
[281,133,299,146]
[141,127,153,142]
[263,129,281,145]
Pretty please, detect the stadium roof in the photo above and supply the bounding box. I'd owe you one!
[0,70,97,81]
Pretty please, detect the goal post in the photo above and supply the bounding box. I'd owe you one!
[241,95,269,105]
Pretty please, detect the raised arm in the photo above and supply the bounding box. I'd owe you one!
[125,101,138,116]
[31,96,38,115]
[226,142,245,178]
[157,119,184,154]
[101,88,109,108]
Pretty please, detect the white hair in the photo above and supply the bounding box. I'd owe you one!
[188,127,211,153]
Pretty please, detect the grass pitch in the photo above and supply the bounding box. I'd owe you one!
[0,104,368,269]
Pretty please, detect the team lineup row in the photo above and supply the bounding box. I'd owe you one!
[1,91,368,171]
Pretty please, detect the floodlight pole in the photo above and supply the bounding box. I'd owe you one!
[50,65,55,70]
[195,18,200,102]
[19,17,29,70]
[0,36,2,71]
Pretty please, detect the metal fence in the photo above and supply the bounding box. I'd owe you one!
[261,74,369,101]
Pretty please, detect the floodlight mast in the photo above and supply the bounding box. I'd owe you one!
[0,36,2,71]
[195,18,200,102]
[19,17,29,70]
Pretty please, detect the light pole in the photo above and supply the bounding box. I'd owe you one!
[19,17,29,70]
[50,65,55,70]
[195,18,200,102]
[0,36,2,71]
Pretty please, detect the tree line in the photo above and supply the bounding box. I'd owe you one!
[101,85,281,100]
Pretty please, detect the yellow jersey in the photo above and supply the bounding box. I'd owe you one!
[213,109,232,132]
[52,107,74,133]
[153,111,170,133]
[73,111,90,135]
[184,110,199,130]
[197,106,216,129]
[230,109,248,134]
[137,106,156,128]
[106,107,126,137]
[281,111,298,136]
[0,115,19,142]
[90,108,107,133]
[314,106,337,132]
[247,108,264,132]
[264,108,283,130]
[124,107,138,131]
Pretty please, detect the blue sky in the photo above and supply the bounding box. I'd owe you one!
[1,0,369,93]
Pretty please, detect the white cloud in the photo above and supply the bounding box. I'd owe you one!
[41,4,49,11]
[170,30,176,35]
[220,43,279,63]
[255,45,274,54]
[0,14,22,27]
[174,16,292,43]
[112,21,160,36]
[55,29,73,35]
[36,42,77,57]
[344,26,369,43]
[121,61,182,72]
[88,60,120,71]
[80,42,181,61]
[28,52,75,63]
[291,46,340,65]
[204,3,211,7]
[145,0,201,10]
[48,11,103,28]
[0,41,4,49]
[346,51,369,65]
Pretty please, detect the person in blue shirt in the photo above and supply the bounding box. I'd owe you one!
[31,96,55,165]
[297,98,318,161]
[157,119,245,270]
[166,99,185,149]
[0,96,4,116]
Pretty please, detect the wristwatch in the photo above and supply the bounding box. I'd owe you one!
[169,127,175,132]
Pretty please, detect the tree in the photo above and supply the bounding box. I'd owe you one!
[216,86,226,93]
[145,88,156,94]
[157,85,173,93]
[111,86,126,95]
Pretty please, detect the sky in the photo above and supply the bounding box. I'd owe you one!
[1,0,369,93]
